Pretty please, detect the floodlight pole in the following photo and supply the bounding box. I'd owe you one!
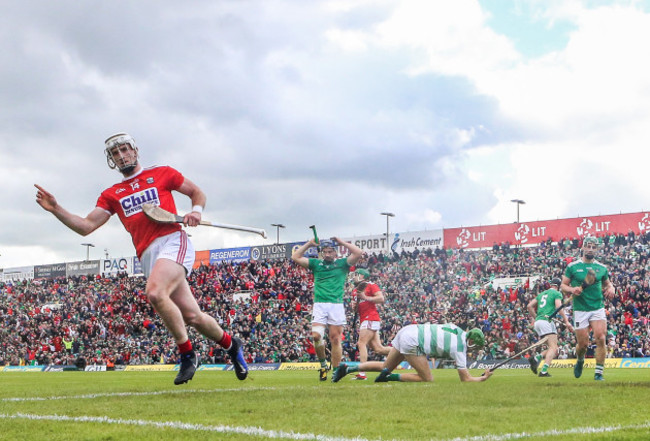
[271,223,286,245]
[81,243,95,261]
[511,199,526,224]
[380,212,395,254]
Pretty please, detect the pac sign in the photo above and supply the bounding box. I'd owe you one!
[102,258,130,273]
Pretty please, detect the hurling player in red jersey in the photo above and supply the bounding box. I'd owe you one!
[35,133,248,385]
[350,268,390,380]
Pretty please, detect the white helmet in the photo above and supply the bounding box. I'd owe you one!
[104,132,139,173]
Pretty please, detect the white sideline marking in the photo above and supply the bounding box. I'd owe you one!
[1,387,277,402]
[5,389,648,440]
[0,413,371,441]
[0,384,355,403]
[443,421,650,441]
[1,412,649,441]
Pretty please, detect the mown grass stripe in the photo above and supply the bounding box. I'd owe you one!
[2,412,650,441]
[442,420,650,441]
[0,412,373,441]
[1,386,278,402]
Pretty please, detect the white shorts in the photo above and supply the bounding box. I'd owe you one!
[312,303,346,326]
[391,325,419,355]
[359,320,381,331]
[573,308,607,330]
[534,320,557,337]
[140,231,195,278]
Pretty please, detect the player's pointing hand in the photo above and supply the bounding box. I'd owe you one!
[34,184,58,212]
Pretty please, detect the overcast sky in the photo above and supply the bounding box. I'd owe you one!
[2,0,650,268]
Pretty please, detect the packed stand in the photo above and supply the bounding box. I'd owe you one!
[1,231,649,366]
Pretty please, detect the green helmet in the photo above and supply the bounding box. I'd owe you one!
[466,328,485,348]
[355,268,371,279]
[583,236,598,245]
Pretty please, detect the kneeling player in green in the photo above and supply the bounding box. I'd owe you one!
[526,278,574,377]
[332,323,492,383]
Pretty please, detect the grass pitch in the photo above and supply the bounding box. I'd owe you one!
[1,368,650,441]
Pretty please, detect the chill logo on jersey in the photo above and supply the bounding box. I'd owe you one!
[119,187,160,217]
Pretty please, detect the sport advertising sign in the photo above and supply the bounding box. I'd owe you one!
[101,257,136,276]
[444,211,650,249]
[1,266,34,282]
[66,260,100,277]
[341,234,390,255]
[550,359,621,369]
[250,244,290,261]
[468,359,531,370]
[209,247,251,264]
[34,263,66,279]
[388,230,444,254]
[620,358,650,368]
[288,242,319,258]
[339,230,444,256]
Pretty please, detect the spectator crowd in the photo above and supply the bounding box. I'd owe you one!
[1,231,649,367]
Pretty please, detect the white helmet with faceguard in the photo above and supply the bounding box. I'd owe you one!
[104,132,139,173]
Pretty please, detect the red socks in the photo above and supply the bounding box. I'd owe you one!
[218,332,232,350]
[179,334,232,353]
[178,340,193,354]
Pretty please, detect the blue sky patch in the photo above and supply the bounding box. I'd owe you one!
[479,0,577,58]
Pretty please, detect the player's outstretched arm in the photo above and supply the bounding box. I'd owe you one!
[332,237,363,266]
[291,239,316,269]
[35,184,110,236]
[457,368,492,382]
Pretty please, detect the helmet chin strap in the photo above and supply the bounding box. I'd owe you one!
[119,161,138,174]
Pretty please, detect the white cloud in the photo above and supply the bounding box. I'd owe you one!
[3,1,650,269]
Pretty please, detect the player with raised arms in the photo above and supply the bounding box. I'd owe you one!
[333,323,492,383]
[35,132,248,385]
[292,237,364,381]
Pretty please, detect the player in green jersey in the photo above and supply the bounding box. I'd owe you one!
[561,236,615,381]
[526,278,574,377]
[332,323,492,383]
[292,237,363,381]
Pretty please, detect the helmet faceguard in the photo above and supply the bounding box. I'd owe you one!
[550,277,562,287]
[319,239,336,251]
[104,133,139,174]
[352,268,370,288]
[319,239,337,262]
[466,328,485,349]
[355,268,370,279]
[582,236,598,260]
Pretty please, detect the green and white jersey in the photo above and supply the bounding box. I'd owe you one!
[564,259,609,312]
[416,323,467,369]
[535,288,564,321]
[308,257,350,303]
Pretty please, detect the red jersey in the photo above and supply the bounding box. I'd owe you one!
[354,283,382,322]
[96,166,184,258]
